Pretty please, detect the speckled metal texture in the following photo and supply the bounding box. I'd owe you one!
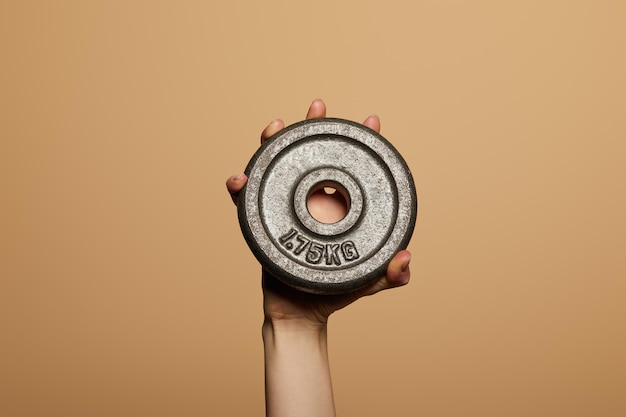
[238,118,417,294]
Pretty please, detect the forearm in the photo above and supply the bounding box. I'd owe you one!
[263,318,336,417]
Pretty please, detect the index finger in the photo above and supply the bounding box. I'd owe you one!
[261,119,285,144]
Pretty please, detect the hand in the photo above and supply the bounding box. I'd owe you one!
[226,99,412,329]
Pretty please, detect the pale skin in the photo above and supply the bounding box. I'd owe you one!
[226,99,412,417]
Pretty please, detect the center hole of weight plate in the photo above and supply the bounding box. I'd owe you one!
[306,181,350,224]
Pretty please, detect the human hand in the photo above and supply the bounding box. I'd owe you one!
[226,99,411,329]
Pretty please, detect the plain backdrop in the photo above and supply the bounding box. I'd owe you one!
[1,1,625,416]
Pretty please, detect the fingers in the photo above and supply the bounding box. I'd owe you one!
[231,100,380,208]
[385,250,411,287]
[355,250,411,298]
[261,119,285,144]
[306,99,327,119]
[362,115,381,133]
[262,100,376,143]
[226,173,248,205]
[261,97,326,143]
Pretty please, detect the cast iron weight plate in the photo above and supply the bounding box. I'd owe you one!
[238,118,417,294]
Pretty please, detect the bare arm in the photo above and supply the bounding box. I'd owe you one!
[263,316,334,417]
[226,99,411,417]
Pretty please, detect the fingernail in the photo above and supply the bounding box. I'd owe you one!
[401,257,411,273]
[233,173,245,181]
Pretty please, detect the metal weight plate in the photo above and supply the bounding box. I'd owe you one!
[238,118,417,294]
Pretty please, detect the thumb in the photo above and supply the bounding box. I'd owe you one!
[353,250,411,299]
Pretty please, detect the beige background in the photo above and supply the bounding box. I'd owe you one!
[1,1,625,416]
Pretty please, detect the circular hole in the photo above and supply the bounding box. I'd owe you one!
[307,181,350,224]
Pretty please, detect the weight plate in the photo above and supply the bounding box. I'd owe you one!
[238,118,417,294]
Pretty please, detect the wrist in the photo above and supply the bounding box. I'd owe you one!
[263,315,328,337]
[262,317,329,369]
